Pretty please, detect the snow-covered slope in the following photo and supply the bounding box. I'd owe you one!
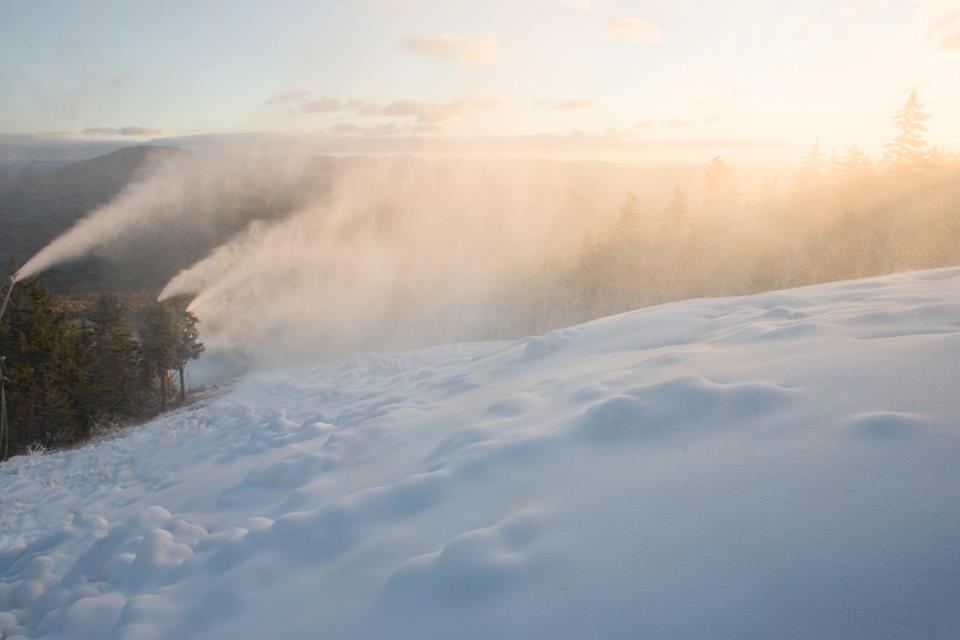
[2,268,960,640]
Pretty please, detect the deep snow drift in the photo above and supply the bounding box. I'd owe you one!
[2,268,960,640]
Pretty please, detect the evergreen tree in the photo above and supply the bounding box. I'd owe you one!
[172,303,204,400]
[841,145,871,174]
[0,277,84,454]
[926,145,953,169]
[88,294,139,420]
[139,301,179,411]
[883,89,930,169]
[614,193,643,237]
[702,156,741,208]
[795,140,825,190]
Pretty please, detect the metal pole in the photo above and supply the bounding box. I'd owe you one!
[0,277,14,460]
[0,276,14,325]
[0,356,7,461]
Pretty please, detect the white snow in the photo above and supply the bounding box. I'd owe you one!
[2,267,960,639]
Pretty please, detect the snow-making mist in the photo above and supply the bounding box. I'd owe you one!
[13,150,318,282]
[159,158,601,361]
[17,149,639,366]
[17,145,960,376]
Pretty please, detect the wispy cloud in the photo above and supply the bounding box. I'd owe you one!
[81,126,162,136]
[396,33,498,64]
[266,89,312,105]
[345,97,507,128]
[301,98,343,113]
[266,91,342,114]
[328,123,403,136]
[551,99,600,110]
[602,18,662,45]
[632,117,722,130]
[345,99,385,117]
[316,97,508,135]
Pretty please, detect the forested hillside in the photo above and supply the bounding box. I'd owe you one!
[0,277,203,458]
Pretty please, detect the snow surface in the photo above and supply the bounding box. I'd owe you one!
[2,267,960,640]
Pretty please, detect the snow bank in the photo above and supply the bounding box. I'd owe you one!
[2,267,959,639]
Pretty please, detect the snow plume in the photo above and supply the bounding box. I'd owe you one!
[159,158,599,363]
[14,150,313,281]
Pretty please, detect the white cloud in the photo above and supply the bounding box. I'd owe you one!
[602,18,662,45]
[396,34,498,64]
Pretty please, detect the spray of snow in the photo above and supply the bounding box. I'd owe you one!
[16,148,640,364]
[157,158,619,362]
[14,150,313,281]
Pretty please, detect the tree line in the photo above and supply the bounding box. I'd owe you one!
[486,89,960,334]
[0,276,203,459]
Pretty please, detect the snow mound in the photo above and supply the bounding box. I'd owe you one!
[2,267,960,639]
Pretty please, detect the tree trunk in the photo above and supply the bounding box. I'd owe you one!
[179,367,185,401]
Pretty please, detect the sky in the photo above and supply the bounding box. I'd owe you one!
[1,0,959,161]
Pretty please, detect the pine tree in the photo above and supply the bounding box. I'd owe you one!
[883,89,930,169]
[926,145,953,169]
[88,294,139,420]
[614,193,643,237]
[702,156,741,208]
[139,301,179,411]
[172,303,204,400]
[0,277,84,454]
[796,140,825,190]
[841,145,871,174]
